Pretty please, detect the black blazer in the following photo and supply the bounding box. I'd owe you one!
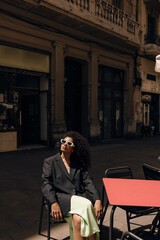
[41,153,100,216]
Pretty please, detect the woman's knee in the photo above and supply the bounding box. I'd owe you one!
[73,214,81,230]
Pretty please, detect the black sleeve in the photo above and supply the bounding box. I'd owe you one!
[81,168,101,202]
[41,157,57,204]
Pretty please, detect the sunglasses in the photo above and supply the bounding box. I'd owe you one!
[60,139,74,147]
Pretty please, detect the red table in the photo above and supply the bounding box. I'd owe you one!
[103,178,160,207]
[102,178,160,240]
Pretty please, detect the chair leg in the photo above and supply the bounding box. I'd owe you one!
[38,197,45,235]
[100,200,109,239]
[109,206,117,240]
[121,231,143,240]
[100,184,105,239]
[47,205,51,240]
[151,212,160,235]
[126,211,131,232]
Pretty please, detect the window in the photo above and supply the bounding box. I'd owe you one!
[147,74,156,81]
[112,0,121,8]
[0,72,17,131]
[147,15,156,43]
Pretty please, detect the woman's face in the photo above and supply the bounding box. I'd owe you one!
[60,137,74,154]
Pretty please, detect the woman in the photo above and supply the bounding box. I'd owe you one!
[41,131,103,240]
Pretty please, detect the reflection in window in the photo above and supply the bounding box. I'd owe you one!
[0,72,38,132]
[104,88,111,98]
[114,72,121,83]
[0,72,17,131]
[104,70,112,82]
[114,89,122,97]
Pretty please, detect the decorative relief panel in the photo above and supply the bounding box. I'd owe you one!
[141,79,160,94]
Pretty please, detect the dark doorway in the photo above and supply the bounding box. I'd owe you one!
[65,58,82,133]
[150,94,159,135]
[142,93,159,136]
[19,92,40,145]
[147,15,156,43]
[98,65,124,139]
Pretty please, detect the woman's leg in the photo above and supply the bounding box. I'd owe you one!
[73,214,85,240]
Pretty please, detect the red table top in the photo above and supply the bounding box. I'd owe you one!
[103,178,160,207]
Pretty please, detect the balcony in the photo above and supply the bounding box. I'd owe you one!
[4,0,139,48]
[144,34,160,57]
[40,0,140,45]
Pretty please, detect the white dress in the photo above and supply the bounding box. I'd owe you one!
[65,195,100,240]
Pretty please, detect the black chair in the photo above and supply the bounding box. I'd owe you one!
[100,166,159,240]
[143,163,160,180]
[142,163,160,237]
[120,231,143,240]
[38,196,69,240]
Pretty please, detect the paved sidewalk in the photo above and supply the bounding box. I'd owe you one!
[1,136,160,240]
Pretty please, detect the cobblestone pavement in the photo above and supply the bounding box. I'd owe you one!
[1,136,160,240]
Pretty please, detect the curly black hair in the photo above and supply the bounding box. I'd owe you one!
[62,131,91,169]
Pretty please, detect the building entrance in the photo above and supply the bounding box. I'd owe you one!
[98,65,124,139]
[64,57,88,136]
[142,93,159,135]
[18,92,39,145]
[150,94,159,134]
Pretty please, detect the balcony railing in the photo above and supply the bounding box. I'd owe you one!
[95,0,136,35]
[65,0,138,35]
[66,0,90,10]
[43,0,140,44]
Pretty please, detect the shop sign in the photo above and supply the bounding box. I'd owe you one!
[0,45,50,73]
[142,79,160,94]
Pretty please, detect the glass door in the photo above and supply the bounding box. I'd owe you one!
[18,92,40,145]
[98,65,124,139]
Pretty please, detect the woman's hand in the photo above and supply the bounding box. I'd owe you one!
[94,200,103,220]
[51,202,63,222]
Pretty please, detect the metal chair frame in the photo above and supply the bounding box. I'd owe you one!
[121,231,143,240]
[38,196,69,240]
[143,163,160,181]
[142,163,160,237]
[100,166,159,240]
[120,231,143,240]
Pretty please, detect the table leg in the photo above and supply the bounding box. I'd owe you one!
[109,206,117,240]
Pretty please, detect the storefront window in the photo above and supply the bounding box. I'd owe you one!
[0,72,18,132]
[0,72,40,132]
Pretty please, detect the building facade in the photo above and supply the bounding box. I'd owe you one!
[0,0,159,152]
[134,0,160,136]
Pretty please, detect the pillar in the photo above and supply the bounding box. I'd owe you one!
[124,58,137,137]
[52,41,66,143]
[88,52,100,142]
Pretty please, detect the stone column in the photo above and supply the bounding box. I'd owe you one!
[88,52,100,142]
[52,41,66,143]
[125,58,137,137]
[50,50,55,146]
